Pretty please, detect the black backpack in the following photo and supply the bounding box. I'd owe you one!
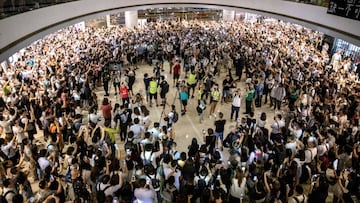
[197,176,207,191]
[96,183,111,203]
[172,111,179,123]
[0,191,15,203]
[162,81,169,93]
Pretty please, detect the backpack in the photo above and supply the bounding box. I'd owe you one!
[147,174,160,191]
[143,149,154,165]
[0,191,15,203]
[307,149,317,172]
[162,81,169,93]
[73,177,88,199]
[197,176,207,191]
[293,194,305,203]
[96,183,111,203]
[172,111,179,123]
[120,112,129,125]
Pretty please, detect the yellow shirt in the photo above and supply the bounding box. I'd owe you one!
[149,81,158,94]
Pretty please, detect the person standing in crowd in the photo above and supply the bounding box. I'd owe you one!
[172,59,181,87]
[198,93,207,123]
[111,70,121,96]
[331,49,342,71]
[159,76,170,107]
[143,73,151,103]
[148,77,158,107]
[100,97,112,123]
[245,83,255,115]
[179,86,189,115]
[221,75,233,104]
[255,78,264,108]
[273,82,286,110]
[209,84,220,118]
[264,73,274,105]
[119,82,130,105]
[230,88,241,122]
[187,70,197,99]
[103,68,111,96]
[214,112,226,150]
[134,179,156,203]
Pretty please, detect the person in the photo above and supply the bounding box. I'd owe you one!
[198,93,207,123]
[230,88,241,122]
[159,76,170,106]
[187,70,197,98]
[245,83,255,115]
[134,178,156,203]
[148,77,158,107]
[119,82,130,105]
[100,98,112,123]
[172,59,181,87]
[111,70,121,96]
[221,75,233,104]
[179,86,189,115]
[214,112,226,150]
[209,84,220,117]
[229,168,247,202]
[144,73,151,102]
[255,78,264,108]
[264,73,274,105]
[273,82,286,110]
[103,69,111,96]
[287,185,307,203]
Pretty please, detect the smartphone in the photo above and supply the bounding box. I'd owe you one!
[253,176,257,181]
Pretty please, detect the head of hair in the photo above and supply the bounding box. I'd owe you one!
[102,98,109,105]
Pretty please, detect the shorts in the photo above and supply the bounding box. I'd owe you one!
[181,100,188,106]
[160,92,166,99]
[150,93,157,100]
[173,73,180,80]
[222,89,231,97]
[187,83,196,89]
[214,131,224,141]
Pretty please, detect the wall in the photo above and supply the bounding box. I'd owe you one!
[0,0,359,61]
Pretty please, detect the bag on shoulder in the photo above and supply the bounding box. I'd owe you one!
[172,111,179,123]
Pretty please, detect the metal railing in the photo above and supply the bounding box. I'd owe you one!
[0,0,78,19]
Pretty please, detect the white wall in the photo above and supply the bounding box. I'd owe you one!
[0,0,359,61]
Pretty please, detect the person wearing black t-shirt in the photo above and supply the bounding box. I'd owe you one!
[222,75,233,104]
[214,112,226,150]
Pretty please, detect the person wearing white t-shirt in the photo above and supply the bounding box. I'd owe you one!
[230,88,241,122]
[163,160,182,190]
[134,179,156,203]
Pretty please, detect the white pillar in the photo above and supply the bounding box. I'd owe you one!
[125,10,138,29]
[106,15,111,27]
[222,10,235,22]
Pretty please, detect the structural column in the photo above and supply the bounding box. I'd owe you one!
[125,10,138,28]
[222,10,235,22]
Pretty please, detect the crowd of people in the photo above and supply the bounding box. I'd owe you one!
[0,18,359,203]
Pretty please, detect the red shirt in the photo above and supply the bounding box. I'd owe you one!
[119,86,129,99]
[173,64,181,75]
[101,104,112,119]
